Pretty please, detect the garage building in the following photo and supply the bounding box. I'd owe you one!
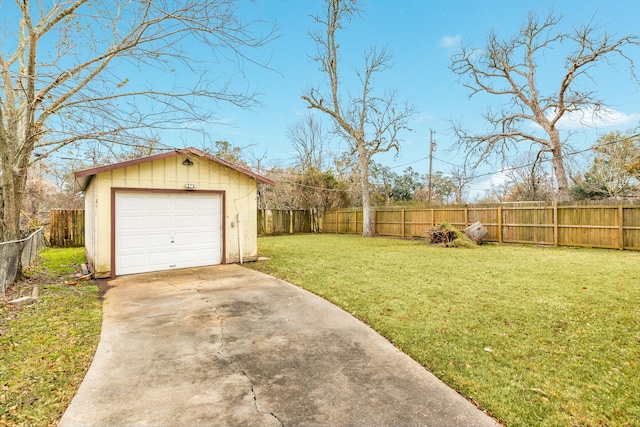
[74,147,273,278]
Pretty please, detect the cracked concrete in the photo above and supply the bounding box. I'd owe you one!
[58,265,500,427]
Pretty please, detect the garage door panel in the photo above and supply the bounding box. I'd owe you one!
[194,214,218,228]
[118,254,147,270]
[146,215,172,229]
[115,192,222,275]
[146,233,172,247]
[119,197,145,211]
[173,249,197,263]
[147,197,172,211]
[197,231,219,243]
[118,215,145,230]
[173,231,198,242]
[174,197,200,211]
[118,234,145,251]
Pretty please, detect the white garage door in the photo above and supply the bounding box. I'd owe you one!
[115,192,222,275]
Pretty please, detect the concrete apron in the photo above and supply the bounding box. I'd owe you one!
[59,264,499,427]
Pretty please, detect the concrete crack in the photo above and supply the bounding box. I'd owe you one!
[198,289,284,427]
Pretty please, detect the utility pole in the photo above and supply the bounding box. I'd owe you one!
[428,129,436,204]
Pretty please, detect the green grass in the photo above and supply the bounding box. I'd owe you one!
[0,247,102,427]
[248,234,640,427]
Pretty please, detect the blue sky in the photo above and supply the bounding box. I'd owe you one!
[192,0,640,195]
[8,0,634,195]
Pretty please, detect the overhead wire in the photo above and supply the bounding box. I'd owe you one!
[259,132,640,193]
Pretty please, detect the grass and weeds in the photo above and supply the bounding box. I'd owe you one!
[0,247,102,427]
[248,234,640,427]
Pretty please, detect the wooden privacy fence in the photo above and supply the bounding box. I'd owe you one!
[258,209,317,235]
[49,209,85,247]
[322,205,640,250]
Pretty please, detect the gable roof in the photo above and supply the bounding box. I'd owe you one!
[73,147,275,191]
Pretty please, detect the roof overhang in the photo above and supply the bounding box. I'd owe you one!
[73,147,275,192]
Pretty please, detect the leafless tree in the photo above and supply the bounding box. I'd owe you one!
[450,11,639,203]
[449,166,471,204]
[503,153,554,201]
[287,114,329,173]
[0,0,275,241]
[301,0,415,237]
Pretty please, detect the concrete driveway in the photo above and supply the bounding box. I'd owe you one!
[59,265,499,427]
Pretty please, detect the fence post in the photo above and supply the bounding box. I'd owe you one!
[430,209,435,227]
[464,207,469,228]
[553,205,559,246]
[497,206,503,243]
[401,210,405,238]
[374,209,378,235]
[353,209,357,234]
[618,204,624,250]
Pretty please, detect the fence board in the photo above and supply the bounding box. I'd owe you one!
[258,209,315,235]
[322,204,640,251]
[49,209,84,247]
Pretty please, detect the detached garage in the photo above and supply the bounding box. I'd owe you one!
[74,147,274,278]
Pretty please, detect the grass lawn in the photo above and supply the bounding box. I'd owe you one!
[248,234,640,427]
[0,247,102,427]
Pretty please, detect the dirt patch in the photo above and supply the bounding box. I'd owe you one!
[97,279,115,300]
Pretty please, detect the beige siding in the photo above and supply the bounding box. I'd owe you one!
[86,154,259,277]
[83,178,98,271]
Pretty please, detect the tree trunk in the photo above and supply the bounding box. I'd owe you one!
[1,161,27,242]
[359,152,374,237]
[549,130,571,203]
[463,221,488,245]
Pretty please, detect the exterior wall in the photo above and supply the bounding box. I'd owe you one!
[83,178,98,271]
[88,154,258,277]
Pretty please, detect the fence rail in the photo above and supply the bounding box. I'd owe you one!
[0,227,46,295]
[322,205,640,250]
[50,209,85,247]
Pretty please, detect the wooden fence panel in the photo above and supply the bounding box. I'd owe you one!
[338,210,358,234]
[50,209,85,247]
[258,209,315,235]
[404,209,432,237]
[557,206,619,249]
[322,204,640,251]
[376,210,403,236]
[434,208,467,230]
[502,207,554,245]
[623,206,640,250]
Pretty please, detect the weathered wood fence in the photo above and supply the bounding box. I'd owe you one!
[258,209,317,235]
[49,209,85,247]
[321,205,640,250]
[49,205,640,250]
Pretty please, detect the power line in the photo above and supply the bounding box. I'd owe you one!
[263,132,640,193]
[387,156,429,169]
[464,132,640,182]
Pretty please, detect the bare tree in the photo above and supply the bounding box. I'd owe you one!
[449,166,471,205]
[0,0,275,241]
[301,0,415,237]
[503,153,555,201]
[450,11,639,203]
[287,114,329,173]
